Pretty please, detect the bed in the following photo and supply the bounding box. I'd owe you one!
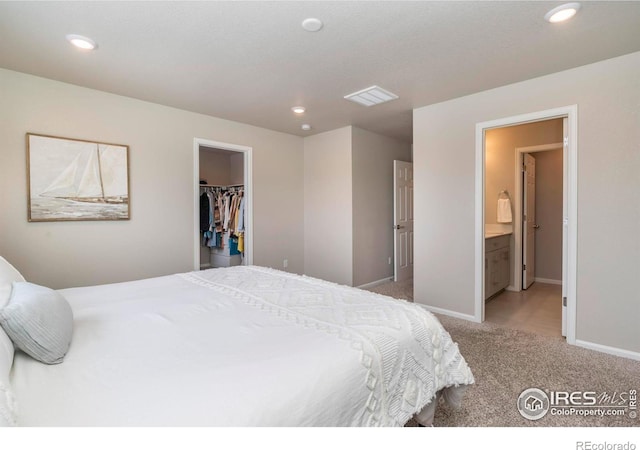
[0,258,474,427]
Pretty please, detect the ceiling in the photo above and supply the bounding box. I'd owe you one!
[1,1,639,143]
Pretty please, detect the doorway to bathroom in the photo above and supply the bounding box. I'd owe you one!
[476,106,577,343]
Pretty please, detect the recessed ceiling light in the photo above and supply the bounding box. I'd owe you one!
[291,106,306,114]
[344,85,398,107]
[301,124,312,131]
[544,3,581,23]
[66,34,97,50]
[302,18,323,32]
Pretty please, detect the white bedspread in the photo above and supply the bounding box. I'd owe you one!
[10,266,473,426]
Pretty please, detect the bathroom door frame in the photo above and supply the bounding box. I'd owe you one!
[193,138,253,270]
[513,142,563,292]
[474,105,577,345]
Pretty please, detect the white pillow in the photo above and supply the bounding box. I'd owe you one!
[0,256,25,309]
[0,281,73,365]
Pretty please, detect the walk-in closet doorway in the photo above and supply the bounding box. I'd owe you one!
[193,138,253,270]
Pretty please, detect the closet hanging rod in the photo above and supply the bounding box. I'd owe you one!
[200,184,244,188]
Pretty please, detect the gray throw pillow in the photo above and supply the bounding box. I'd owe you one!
[0,282,73,364]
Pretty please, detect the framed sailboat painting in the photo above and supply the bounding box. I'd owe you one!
[26,133,130,221]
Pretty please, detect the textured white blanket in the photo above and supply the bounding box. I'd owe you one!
[181,267,474,426]
[11,266,473,426]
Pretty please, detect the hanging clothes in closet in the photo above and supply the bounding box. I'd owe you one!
[200,186,245,257]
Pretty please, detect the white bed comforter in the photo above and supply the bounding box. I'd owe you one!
[11,266,473,426]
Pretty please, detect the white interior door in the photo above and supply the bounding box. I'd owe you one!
[561,118,568,337]
[393,160,413,282]
[522,153,536,289]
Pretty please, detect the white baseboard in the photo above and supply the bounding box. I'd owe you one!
[356,277,394,289]
[415,304,478,323]
[574,339,640,361]
[534,277,562,285]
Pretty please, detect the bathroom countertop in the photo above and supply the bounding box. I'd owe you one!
[485,231,513,239]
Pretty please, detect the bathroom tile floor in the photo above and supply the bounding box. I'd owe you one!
[485,282,563,337]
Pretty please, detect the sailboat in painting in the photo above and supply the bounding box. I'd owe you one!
[40,143,128,205]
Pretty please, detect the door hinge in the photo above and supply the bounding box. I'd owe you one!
[563,137,569,146]
[523,264,526,270]
[563,296,567,307]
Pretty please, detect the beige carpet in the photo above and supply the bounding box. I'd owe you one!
[366,280,640,427]
[367,277,413,301]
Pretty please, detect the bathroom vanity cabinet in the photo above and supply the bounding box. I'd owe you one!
[485,234,511,300]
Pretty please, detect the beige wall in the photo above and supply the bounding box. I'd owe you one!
[199,149,231,186]
[352,127,411,286]
[414,51,640,353]
[229,153,244,185]
[485,119,563,224]
[199,148,244,187]
[303,126,411,287]
[535,149,563,281]
[0,68,304,288]
[303,127,353,286]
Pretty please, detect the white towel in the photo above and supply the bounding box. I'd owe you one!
[497,198,512,223]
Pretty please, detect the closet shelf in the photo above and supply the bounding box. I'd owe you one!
[200,183,244,188]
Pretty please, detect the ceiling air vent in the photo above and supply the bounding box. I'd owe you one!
[344,85,398,107]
